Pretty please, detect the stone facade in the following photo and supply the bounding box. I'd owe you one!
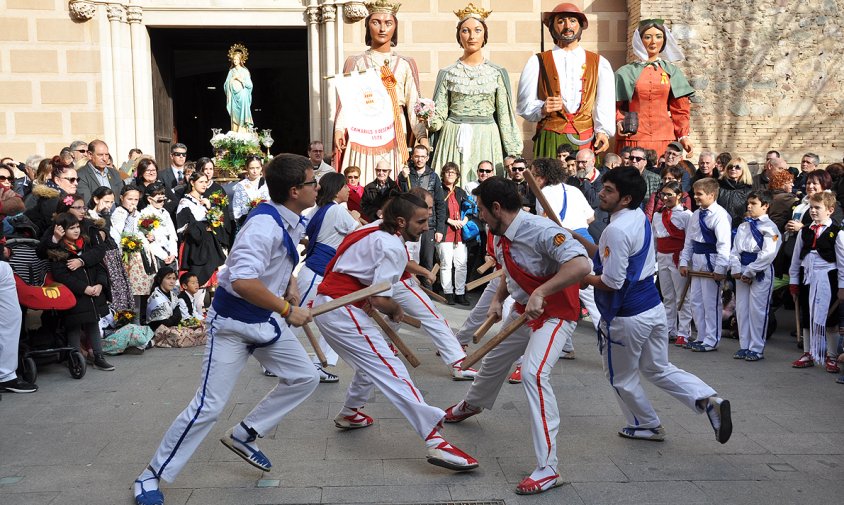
[0,0,840,167]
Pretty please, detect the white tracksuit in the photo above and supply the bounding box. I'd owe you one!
[0,262,23,383]
[653,205,693,340]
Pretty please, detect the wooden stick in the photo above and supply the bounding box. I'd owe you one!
[677,275,692,311]
[421,285,448,304]
[311,281,392,317]
[430,264,440,278]
[402,315,422,328]
[302,324,328,367]
[688,270,717,279]
[462,313,528,369]
[466,269,503,292]
[476,257,495,275]
[473,314,498,344]
[370,311,421,367]
[524,171,562,227]
[793,294,802,342]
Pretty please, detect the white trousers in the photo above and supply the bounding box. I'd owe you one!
[600,305,716,429]
[657,252,692,339]
[464,311,576,470]
[295,264,339,366]
[735,265,774,354]
[313,295,445,439]
[436,241,467,295]
[147,310,319,483]
[455,276,500,346]
[0,262,22,382]
[688,254,723,347]
[393,277,465,365]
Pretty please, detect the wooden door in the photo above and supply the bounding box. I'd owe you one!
[150,33,174,166]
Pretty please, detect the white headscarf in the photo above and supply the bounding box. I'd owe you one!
[632,22,685,63]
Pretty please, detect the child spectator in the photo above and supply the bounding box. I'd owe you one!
[652,181,694,346]
[147,266,206,348]
[111,184,156,317]
[46,212,114,371]
[679,177,732,352]
[141,182,179,270]
[729,191,781,361]
[86,187,134,311]
[788,191,843,372]
[177,272,203,320]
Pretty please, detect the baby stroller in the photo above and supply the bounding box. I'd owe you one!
[8,237,86,381]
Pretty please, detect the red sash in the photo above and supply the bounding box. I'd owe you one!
[499,236,580,329]
[656,210,685,267]
[317,226,382,307]
[485,230,500,269]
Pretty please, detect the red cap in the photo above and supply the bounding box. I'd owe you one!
[542,2,588,29]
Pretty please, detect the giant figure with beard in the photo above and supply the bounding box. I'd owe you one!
[516,3,615,157]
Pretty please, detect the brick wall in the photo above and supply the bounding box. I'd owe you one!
[0,0,103,160]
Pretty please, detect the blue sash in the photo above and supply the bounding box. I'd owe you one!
[557,186,568,222]
[304,203,337,276]
[573,227,594,244]
[245,202,299,267]
[694,209,717,271]
[212,286,271,324]
[593,216,660,327]
[739,218,765,281]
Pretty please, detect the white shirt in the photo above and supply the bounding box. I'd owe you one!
[598,208,656,289]
[232,178,270,220]
[678,202,732,274]
[494,210,587,305]
[516,45,616,137]
[652,204,692,238]
[140,206,178,261]
[330,228,407,298]
[535,183,594,230]
[313,161,335,181]
[109,205,146,252]
[729,214,781,278]
[305,203,359,249]
[170,166,184,184]
[218,202,305,300]
[788,219,844,286]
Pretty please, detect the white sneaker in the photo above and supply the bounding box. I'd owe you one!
[315,364,339,383]
[705,397,732,444]
[334,409,374,429]
[618,425,666,441]
[425,430,478,471]
[451,360,477,381]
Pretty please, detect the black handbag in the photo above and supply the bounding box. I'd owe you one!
[620,111,639,135]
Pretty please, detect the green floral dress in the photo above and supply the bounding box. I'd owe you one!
[428,60,523,183]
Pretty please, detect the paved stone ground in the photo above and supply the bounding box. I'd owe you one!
[2,299,843,505]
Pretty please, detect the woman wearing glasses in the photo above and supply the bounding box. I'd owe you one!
[426,5,522,184]
[615,20,694,158]
[24,156,79,236]
[717,158,753,227]
[0,164,24,220]
[132,157,174,212]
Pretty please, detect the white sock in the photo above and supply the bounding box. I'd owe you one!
[529,465,558,481]
[425,429,445,449]
[339,406,358,417]
[134,468,159,496]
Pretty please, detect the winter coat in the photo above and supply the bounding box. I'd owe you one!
[716,178,753,227]
[47,245,110,327]
[23,183,65,237]
[360,177,400,223]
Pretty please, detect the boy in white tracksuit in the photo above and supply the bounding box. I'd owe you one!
[729,191,781,361]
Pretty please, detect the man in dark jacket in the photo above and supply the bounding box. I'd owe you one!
[360,160,399,223]
[398,145,445,279]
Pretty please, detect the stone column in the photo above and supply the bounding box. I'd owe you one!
[320,2,338,147]
[107,3,135,160]
[128,4,154,154]
[306,4,322,144]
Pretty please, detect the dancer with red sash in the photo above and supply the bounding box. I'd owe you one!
[652,180,693,345]
[443,177,590,495]
[578,167,731,445]
[313,193,479,472]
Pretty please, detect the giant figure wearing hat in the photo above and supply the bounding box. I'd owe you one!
[516,2,615,156]
[614,19,695,157]
[333,0,422,186]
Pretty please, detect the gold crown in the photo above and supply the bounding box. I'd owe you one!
[365,0,401,15]
[454,2,491,21]
[227,43,249,64]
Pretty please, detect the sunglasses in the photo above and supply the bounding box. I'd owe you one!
[172,152,187,157]
[726,165,742,170]
[346,175,359,179]
[75,149,87,153]
[659,192,677,199]
[70,205,86,210]
[477,169,493,174]
[0,175,10,182]
[62,177,79,183]
[629,156,645,162]
[375,169,390,173]
[511,166,526,172]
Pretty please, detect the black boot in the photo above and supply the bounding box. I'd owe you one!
[455,294,470,306]
[445,293,455,305]
[93,353,115,371]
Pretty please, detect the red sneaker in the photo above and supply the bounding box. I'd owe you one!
[508,365,522,384]
[825,357,840,374]
[444,401,481,423]
[334,409,374,429]
[674,336,688,347]
[791,353,814,368]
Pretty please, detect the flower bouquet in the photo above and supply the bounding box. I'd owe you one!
[206,206,224,233]
[210,130,262,178]
[209,190,229,208]
[414,98,436,121]
[114,309,137,328]
[179,316,202,329]
[248,197,266,210]
[120,232,144,263]
[137,211,161,235]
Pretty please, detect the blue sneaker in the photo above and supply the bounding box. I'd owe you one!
[745,351,764,361]
[690,342,717,352]
[733,349,748,359]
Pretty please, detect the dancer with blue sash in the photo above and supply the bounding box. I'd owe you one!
[133,155,320,505]
[578,167,732,444]
[679,177,732,352]
[729,191,781,361]
[295,173,360,381]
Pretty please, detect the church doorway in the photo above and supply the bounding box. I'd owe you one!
[149,27,309,165]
